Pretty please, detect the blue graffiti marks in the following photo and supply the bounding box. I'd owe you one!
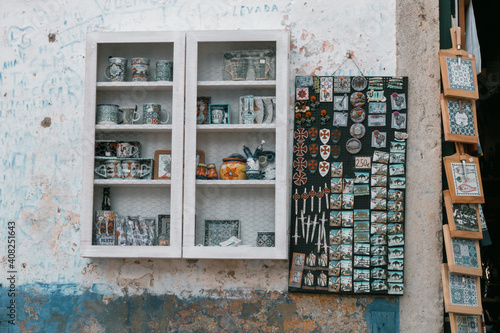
[42,68,83,108]
[94,0,168,15]
[233,4,279,16]
[59,15,104,50]
[7,26,35,50]
[3,59,18,70]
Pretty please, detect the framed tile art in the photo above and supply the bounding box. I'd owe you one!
[441,263,482,315]
[449,313,481,333]
[443,190,482,239]
[443,225,482,276]
[204,220,240,246]
[289,76,408,295]
[443,151,484,204]
[439,49,479,100]
[440,95,479,144]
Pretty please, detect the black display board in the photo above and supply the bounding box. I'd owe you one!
[288,76,408,295]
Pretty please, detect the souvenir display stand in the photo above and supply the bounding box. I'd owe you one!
[81,31,185,258]
[288,74,409,295]
[81,30,290,260]
[440,27,485,331]
[182,30,290,259]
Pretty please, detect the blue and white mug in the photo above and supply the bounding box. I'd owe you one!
[156,60,173,81]
[96,104,123,125]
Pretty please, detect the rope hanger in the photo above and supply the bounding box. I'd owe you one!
[332,51,366,77]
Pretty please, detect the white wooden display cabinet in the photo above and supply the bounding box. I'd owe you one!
[81,32,185,258]
[183,31,290,259]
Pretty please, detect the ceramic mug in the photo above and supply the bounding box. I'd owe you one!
[252,58,270,80]
[116,141,140,158]
[139,161,152,179]
[95,140,118,157]
[156,60,173,81]
[143,103,169,124]
[106,57,127,82]
[96,104,123,125]
[121,106,140,125]
[95,159,123,179]
[225,58,248,81]
[131,57,150,81]
[121,159,141,178]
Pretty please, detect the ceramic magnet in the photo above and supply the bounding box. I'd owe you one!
[296,75,314,87]
[293,142,308,157]
[388,211,404,223]
[350,124,366,138]
[334,76,351,93]
[308,160,318,174]
[331,162,343,178]
[388,259,404,271]
[390,152,406,164]
[352,76,368,91]
[293,171,307,186]
[368,115,386,127]
[353,209,370,221]
[388,223,404,235]
[320,77,333,102]
[388,271,404,283]
[371,175,387,187]
[319,161,330,177]
[354,269,370,282]
[389,164,405,176]
[371,245,387,256]
[354,185,370,196]
[388,190,404,201]
[369,102,387,114]
[350,108,366,123]
[340,244,353,260]
[291,253,306,270]
[294,128,308,142]
[388,200,404,212]
[329,245,341,261]
[330,211,342,227]
[373,150,389,164]
[354,232,370,244]
[334,94,349,111]
[342,194,354,210]
[329,260,341,276]
[371,163,388,176]
[371,234,387,246]
[371,131,387,148]
[329,276,340,292]
[320,145,331,160]
[354,221,370,232]
[319,129,330,144]
[342,211,354,227]
[388,247,404,259]
[354,242,370,255]
[343,178,354,193]
[346,138,362,154]
[371,187,387,199]
[330,229,341,245]
[371,268,387,280]
[341,260,353,276]
[293,157,307,172]
[331,178,343,193]
[371,211,387,223]
[371,198,387,210]
[391,93,406,110]
[370,223,387,235]
[354,256,371,268]
[389,177,406,189]
[390,141,406,153]
[308,127,318,141]
[341,276,353,292]
[330,194,342,210]
[391,112,407,129]
[296,87,309,100]
[333,112,348,127]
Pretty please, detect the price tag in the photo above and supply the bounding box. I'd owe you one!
[355,156,371,169]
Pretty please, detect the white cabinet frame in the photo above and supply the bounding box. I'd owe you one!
[81,31,185,258]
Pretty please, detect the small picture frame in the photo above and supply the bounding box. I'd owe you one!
[443,190,482,239]
[440,94,479,144]
[439,48,479,100]
[196,97,211,124]
[443,151,484,204]
[441,263,482,315]
[443,224,482,276]
[209,104,230,124]
[449,313,481,333]
[154,150,172,180]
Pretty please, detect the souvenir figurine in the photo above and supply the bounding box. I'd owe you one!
[320,109,331,126]
[243,140,265,180]
[305,111,315,127]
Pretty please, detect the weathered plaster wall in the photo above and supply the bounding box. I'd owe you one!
[0,0,441,331]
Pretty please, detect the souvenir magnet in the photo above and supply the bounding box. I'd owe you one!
[331,177,342,193]
[293,217,300,245]
[295,75,313,87]
[293,171,307,186]
[293,157,307,172]
[354,172,369,184]
[388,200,404,212]
[333,112,348,127]
[320,110,330,126]
[341,276,353,292]
[317,271,328,288]
[341,260,353,276]
[371,211,387,223]
[390,141,406,153]
[343,178,354,193]
[354,231,370,243]
[332,145,341,159]
[389,164,405,176]
[373,150,390,164]
[289,269,303,288]
[350,124,366,139]
[308,160,318,174]
[353,185,370,196]
[331,129,342,143]
[342,211,354,227]
[309,187,317,212]
[372,280,388,292]
[371,163,388,176]
[371,198,387,210]
[319,161,330,177]
[388,190,404,201]
[388,223,404,235]
[371,175,387,187]
[354,243,370,255]
[389,177,406,189]
[330,229,341,245]
[391,93,406,110]
[368,78,384,91]
[342,194,354,210]
[304,111,315,127]
[354,269,370,282]
[354,256,371,268]
[330,245,341,261]
[330,211,341,227]
[368,115,386,127]
[350,108,366,123]
[293,189,300,215]
[367,90,387,102]
[372,268,387,280]
[355,156,371,169]
[341,228,353,244]
[334,94,349,111]
[371,130,387,148]
[331,162,343,177]
[330,194,342,210]
[371,187,387,199]
[346,138,362,154]
[369,102,387,114]
[313,76,321,94]
[294,142,308,157]
[319,129,330,144]
[353,209,370,221]
[350,92,366,107]
[390,152,405,164]
[309,144,319,158]
[320,145,331,160]
[329,276,340,292]
[388,211,404,223]
[294,128,308,142]
[371,234,387,246]
[308,127,318,141]
[394,131,408,142]
[371,246,387,256]
[317,187,324,212]
[340,246,353,261]
[392,112,407,130]
[296,87,309,101]
[388,77,404,90]
[334,76,351,93]
[388,234,404,247]
[320,77,333,102]
[371,256,387,267]
[352,76,367,91]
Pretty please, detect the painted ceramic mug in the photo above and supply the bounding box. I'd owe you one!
[131,57,150,81]
[96,104,123,125]
[116,141,140,158]
[121,106,140,125]
[95,159,123,179]
[121,159,141,178]
[156,60,173,81]
[225,58,248,80]
[143,103,169,124]
[139,161,152,179]
[106,57,127,82]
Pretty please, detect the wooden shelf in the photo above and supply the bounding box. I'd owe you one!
[94,179,171,187]
[196,180,275,187]
[95,124,172,132]
[97,81,173,91]
[197,80,276,90]
[196,124,275,132]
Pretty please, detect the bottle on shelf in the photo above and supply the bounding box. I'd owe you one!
[102,187,111,210]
